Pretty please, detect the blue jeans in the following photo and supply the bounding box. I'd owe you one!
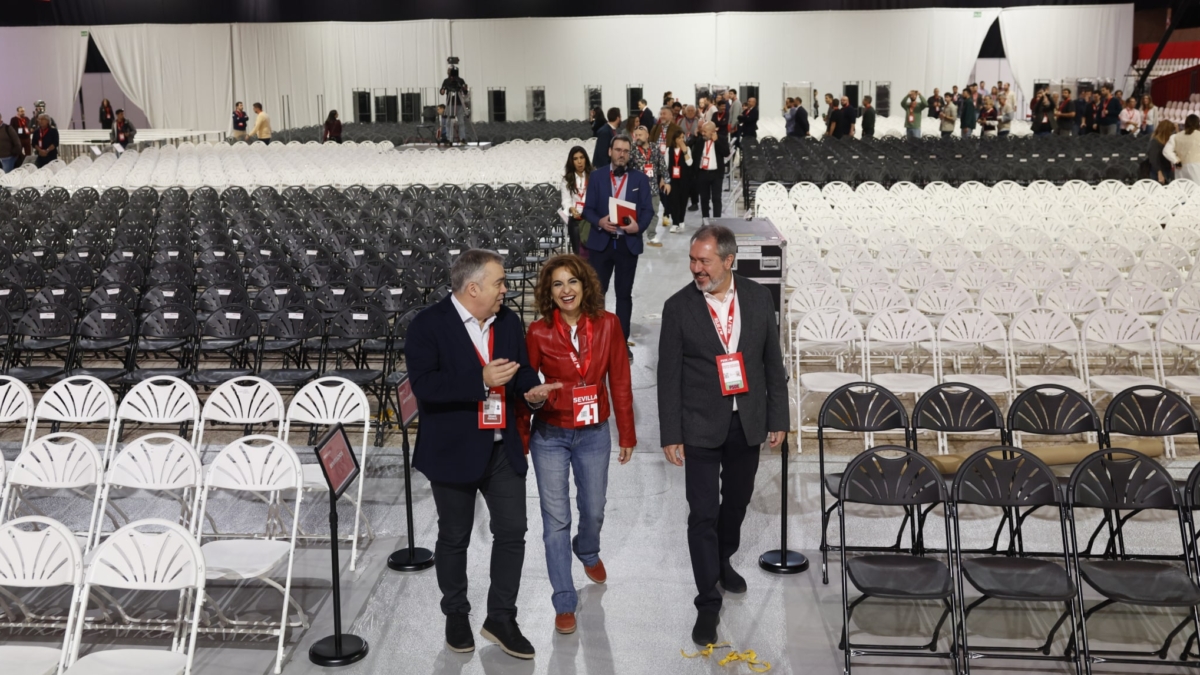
[906,127,922,140]
[0,156,14,173]
[529,418,612,614]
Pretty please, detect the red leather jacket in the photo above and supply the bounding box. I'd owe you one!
[524,311,636,447]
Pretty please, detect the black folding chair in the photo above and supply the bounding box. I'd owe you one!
[1067,448,1200,669]
[189,305,260,387]
[122,305,197,383]
[256,306,322,390]
[7,304,76,385]
[838,445,960,675]
[951,446,1082,674]
[68,304,136,383]
[818,381,910,584]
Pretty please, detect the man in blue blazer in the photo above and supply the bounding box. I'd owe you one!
[407,249,560,660]
[592,107,621,168]
[582,132,655,354]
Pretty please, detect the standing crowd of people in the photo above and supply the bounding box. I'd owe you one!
[1,100,59,172]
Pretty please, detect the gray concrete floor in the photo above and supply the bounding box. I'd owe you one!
[8,181,1200,675]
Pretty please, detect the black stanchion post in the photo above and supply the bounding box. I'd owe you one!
[387,421,434,572]
[759,437,809,574]
[310,424,368,666]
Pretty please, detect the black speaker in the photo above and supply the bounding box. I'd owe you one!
[375,95,398,123]
[422,105,438,124]
[488,90,506,123]
[353,91,371,124]
[401,93,422,123]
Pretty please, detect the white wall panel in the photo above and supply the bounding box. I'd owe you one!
[91,24,233,132]
[0,27,88,128]
[232,21,451,132]
[450,15,717,122]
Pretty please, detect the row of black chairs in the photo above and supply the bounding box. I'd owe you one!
[840,442,1200,674]
[742,133,1149,192]
[818,381,1200,584]
[266,120,594,145]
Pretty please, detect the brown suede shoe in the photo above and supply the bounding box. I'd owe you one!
[555,612,577,635]
[584,560,607,584]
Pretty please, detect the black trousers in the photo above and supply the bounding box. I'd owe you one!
[696,170,724,218]
[430,442,527,621]
[567,217,583,255]
[685,412,760,611]
[668,180,690,226]
[687,171,699,207]
[587,239,639,339]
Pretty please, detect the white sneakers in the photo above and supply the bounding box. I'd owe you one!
[669,224,684,234]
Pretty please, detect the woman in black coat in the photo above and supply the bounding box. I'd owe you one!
[99,99,115,130]
[1148,119,1176,184]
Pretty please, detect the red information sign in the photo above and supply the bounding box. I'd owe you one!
[396,375,419,427]
[314,424,360,499]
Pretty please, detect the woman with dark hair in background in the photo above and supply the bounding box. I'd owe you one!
[323,110,343,143]
[99,99,115,130]
[1165,114,1200,184]
[663,127,692,234]
[590,106,605,137]
[523,253,634,635]
[560,146,593,256]
[1148,120,1176,184]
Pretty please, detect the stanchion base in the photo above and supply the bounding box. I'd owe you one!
[309,634,369,667]
[387,547,434,572]
[758,549,809,575]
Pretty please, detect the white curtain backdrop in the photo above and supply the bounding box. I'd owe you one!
[714,9,1000,117]
[0,27,88,126]
[232,21,451,133]
[91,24,233,132]
[999,4,1135,106]
[450,14,718,123]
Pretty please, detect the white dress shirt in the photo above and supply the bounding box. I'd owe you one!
[451,294,502,441]
[700,139,719,171]
[704,277,741,410]
[559,172,587,223]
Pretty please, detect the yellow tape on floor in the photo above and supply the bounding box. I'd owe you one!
[682,642,772,672]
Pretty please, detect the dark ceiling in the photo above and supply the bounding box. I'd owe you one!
[1,0,1166,26]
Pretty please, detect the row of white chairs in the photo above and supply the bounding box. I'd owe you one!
[0,373,373,571]
[792,305,1200,455]
[0,430,304,675]
[1,138,595,192]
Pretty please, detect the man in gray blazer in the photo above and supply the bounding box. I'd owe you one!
[657,224,789,646]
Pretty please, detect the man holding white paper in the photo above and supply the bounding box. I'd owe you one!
[581,133,654,356]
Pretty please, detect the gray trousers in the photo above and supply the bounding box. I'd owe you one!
[646,193,660,239]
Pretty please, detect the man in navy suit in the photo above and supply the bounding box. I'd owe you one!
[592,107,621,169]
[407,249,560,660]
[582,132,655,355]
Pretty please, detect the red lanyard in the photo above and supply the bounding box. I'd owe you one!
[704,140,713,159]
[555,310,591,378]
[574,177,586,201]
[610,171,627,196]
[638,146,650,162]
[707,294,736,350]
[471,323,495,368]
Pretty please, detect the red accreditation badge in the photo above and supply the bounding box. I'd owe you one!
[716,353,749,396]
[574,200,585,212]
[672,165,681,179]
[480,388,506,429]
[572,384,600,427]
[643,163,654,177]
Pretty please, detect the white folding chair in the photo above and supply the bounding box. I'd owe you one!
[1107,281,1170,321]
[849,282,910,318]
[195,435,305,674]
[195,376,284,454]
[93,434,202,550]
[30,377,116,465]
[0,516,83,675]
[115,376,201,447]
[283,377,373,571]
[1043,279,1103,319]
[793,307,863,455]
[1081,308,1161,404]
[1129,261,1185,293]
[1009,308,1088,394]
[863,307,938,396]
[934,307,1013,401]
[953,260,1006,295]
[1160,308,1200,401]
[0,376,35,478]
[894,260,946,293]
[65,520,204,675]
[978,280,1039,320]
[913,281,973,325]
[0,433,103,552]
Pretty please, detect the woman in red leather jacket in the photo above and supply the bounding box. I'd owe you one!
[525,253,635,636]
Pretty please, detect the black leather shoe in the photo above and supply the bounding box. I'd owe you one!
[481,617,535,660]
[720,561,747,594]
[445,614,474,653]
[688,204,699,212]
[692,610,720,646]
